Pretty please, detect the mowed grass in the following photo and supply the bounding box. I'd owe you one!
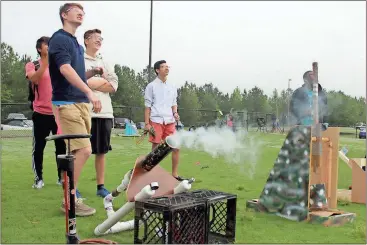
[1,130,366,244]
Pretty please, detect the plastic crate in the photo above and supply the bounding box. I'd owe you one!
[134,194,207,244]
[182,189,237,244]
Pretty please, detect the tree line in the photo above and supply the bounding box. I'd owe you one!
[1,42,365,127]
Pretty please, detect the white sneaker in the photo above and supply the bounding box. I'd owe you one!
[56,179,62,186]
[32,180,45,189]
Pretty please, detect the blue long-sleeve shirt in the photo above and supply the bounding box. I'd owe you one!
[48,29,89,104]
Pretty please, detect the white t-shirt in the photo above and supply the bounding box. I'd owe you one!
[84,53,118,119]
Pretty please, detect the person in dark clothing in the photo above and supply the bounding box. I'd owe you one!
[290,70,328,126]
[25,36,66,188]
[271,113,277,131]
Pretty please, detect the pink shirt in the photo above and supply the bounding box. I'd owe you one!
[25,60,53,115]
[227,120,233,127]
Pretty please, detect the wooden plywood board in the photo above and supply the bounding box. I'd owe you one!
[351,159,366,204]
[338,151,352,168]
[351,158,366,167]
[337,189,352,202]
[309,127,340,209]
[126,155,179,202]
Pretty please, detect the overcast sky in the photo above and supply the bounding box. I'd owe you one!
[1,1,366,98]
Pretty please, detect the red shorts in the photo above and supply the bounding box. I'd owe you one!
[149,121,176,144]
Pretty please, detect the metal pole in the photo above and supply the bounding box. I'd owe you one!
[287,78,291,127]
[147,0,153,83]
[312,62,322,174]
[365,57,367,245]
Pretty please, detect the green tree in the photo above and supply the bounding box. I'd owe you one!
[1,42,366,128]
[177,82,201,125]
[229,87,243,111]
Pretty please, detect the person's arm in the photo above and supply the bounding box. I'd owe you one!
[87,77,110,91]
[87,62,118,93]
[103,61,119,93]
[50,37,93,96]
[95,82,116,93]
[290,89,301,119]
[172,105,178,114]
[60,65,94,95]
[145,108,151,125]
[171,88,179,120]
[25,59,48,85]
[144,84,153,125]
[85,69,98,80]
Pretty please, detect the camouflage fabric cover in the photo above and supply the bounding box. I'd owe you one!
[309,183,328,210]
[308,211,356,227]
[257,126,312,221]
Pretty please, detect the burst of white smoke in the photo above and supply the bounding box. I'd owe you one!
[167,126,262,178]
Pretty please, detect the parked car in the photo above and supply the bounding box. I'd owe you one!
[2,113,27,125]
[7,113,26,120]
[136,122,145,129]
[1,119,33,130]
[359,127,366,139]
[114,118,136,129]
[356,122,366,130]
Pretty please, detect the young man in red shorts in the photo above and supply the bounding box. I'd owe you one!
[144,60,185,180]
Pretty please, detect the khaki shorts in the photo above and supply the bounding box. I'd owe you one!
[53,103,92,152]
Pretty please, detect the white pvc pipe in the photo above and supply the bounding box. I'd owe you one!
[173,178,195,194]
[102,169,134,218]
[117,169,133,193]
[94,183,157,236]
[104,220,136,234]
[103,194,115,218]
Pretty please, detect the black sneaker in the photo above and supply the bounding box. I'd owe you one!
[174,176,187,181]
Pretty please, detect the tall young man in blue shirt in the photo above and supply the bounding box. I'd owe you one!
[48,2,102,217]
[290,70,328,126]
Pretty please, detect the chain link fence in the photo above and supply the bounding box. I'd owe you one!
[2,102,309,139]
[0,102,297,138]
[246,112,287,132]
[1,102,301,139]
[1,103,233,139]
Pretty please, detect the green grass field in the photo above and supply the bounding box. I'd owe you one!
[1,129,366,244]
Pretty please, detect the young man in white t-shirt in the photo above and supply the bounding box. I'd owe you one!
[84,29,118,198]
[144,60,185,180]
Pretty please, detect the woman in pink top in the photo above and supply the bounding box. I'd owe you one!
[227,115,234,128]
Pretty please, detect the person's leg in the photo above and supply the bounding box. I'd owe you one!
[31,112,50,188]
[162,123,182,179]
[54,103,95,217]
[50,115,67,184]
[91,118,113,198]
[72,103,93,194]
[149,121,163,151]
[171,149,180,178]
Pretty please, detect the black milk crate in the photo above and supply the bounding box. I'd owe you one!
[134,193,207,244]
[182,189,237,244]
